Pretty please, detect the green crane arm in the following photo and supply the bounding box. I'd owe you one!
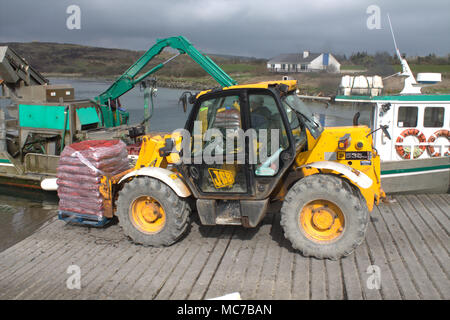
[95,36,237,105]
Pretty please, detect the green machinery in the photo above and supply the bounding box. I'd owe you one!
[93,36,237,127]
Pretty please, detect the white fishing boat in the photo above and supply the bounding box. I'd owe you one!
[334,18,449,194]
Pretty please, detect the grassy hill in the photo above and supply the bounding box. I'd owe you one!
[0,42,268,88]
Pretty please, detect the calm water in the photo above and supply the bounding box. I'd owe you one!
[0,186,59,252]
[0,78,371,252]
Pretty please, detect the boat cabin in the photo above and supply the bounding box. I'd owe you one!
[335,95,450,162]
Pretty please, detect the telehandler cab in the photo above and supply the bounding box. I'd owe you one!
[98,79,385,260]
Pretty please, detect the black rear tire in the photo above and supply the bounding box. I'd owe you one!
[280,174,369,260]
[116,177,191,247]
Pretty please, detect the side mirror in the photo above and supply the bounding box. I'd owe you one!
[179,93,188,113]
[179,91,195,113]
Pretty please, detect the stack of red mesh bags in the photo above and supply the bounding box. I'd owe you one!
[57,140,130,219]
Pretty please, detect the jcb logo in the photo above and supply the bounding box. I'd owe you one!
[209,168,234,189]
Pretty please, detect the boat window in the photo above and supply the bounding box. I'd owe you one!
[397,106,418,128]
[424,107,444,128]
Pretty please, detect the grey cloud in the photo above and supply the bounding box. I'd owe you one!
[0,0,448,57]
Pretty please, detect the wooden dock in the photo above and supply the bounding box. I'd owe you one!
[0,193,449,300]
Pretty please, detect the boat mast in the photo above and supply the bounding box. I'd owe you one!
[387,14,421,94]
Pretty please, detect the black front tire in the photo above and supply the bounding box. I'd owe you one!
[116,177,191,247]
[280,174,369,260]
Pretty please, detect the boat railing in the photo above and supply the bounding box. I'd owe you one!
[24,153,59,175]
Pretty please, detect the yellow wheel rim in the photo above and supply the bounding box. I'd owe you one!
[130,196,166,234]
[299,200,345,243]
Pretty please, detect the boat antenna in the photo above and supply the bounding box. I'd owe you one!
[387,13,421,94]
[387,14,400,60]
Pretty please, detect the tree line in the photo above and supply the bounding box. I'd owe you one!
[335,51,450,66]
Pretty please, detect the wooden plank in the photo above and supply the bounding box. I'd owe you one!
[415,195,450,252]
[325,259,344,300]
[354,240,382,300]
[0,219,75,275]
[236,216,273,300]
[1,239,82,300]
[364,217,402,300]
[106,247,165,299]
[0,222,85,299]
[17,230,108,300]
[437,193,450,206]
[53,233,137,300]
[137,233,198,300]
[169,227,224,300]
[427,194,450,224]
[220,227,259,297]
[74,242,136,299]
[393,195,449,298]
[310,259,327,299]
[369,204,419,299]
[0,217,60,268]
[378,199,440,299]
[203,226,243,299]
[154,225,214,300]
[273,237,295,300]
[255,214,284,299]
[187,227,234,300]
[38,240,108,299]
[291,254,309,300]
[128,242,180,299]
[341,254,363,299]
[96,246,153,299]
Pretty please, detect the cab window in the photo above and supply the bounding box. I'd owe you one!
[195,95,241,132]
[249,93,288,176]
[282,101,306,147]
[249,93,289,150]
[191,95,241,157]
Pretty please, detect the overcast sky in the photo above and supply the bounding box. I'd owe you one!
[0,0,449,58]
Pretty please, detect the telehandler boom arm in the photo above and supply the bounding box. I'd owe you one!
[95,36,237,106]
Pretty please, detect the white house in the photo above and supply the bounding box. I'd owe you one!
[267,51,341,73]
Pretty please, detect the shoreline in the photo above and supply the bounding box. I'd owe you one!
[43,72,450,96]
[44,73,218,91]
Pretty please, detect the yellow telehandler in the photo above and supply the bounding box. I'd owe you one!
[96,79,385,260]
[57,37,385,259]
